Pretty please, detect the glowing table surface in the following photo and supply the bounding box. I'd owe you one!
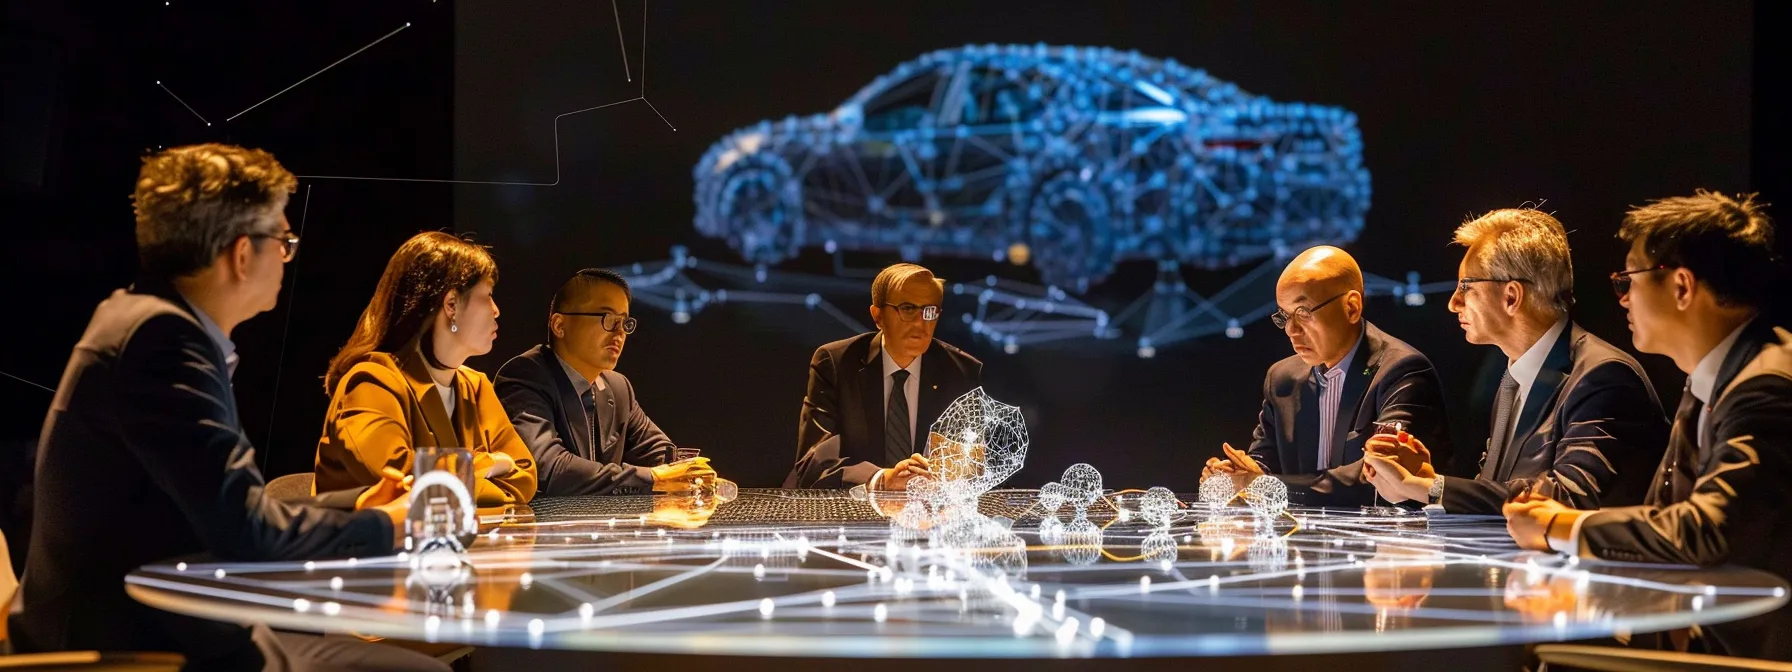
[125,489,1788,659]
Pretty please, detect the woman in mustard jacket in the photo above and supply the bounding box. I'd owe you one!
[314,231,537,505]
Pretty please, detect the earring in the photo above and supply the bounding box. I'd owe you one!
[450,317,459,333]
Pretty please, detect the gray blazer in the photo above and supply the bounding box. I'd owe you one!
[1441,324,1669,514]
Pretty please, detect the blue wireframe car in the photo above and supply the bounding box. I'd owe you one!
[694,44,1371,292]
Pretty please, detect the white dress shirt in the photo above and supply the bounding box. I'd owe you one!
[1314,332,1364,469]
[1688,318,1752,436]
[1503,317,1569,446]
[880,335,923,448]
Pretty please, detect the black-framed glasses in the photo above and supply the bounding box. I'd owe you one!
[1271,291,1346,329]
[557,311,637,334]
[1455,276,1528,295]
[252,233,300,261]
[1609,264,1672,297]
[881,303,941,322]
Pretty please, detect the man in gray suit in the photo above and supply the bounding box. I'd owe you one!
[1365,208,1668,514]
[495,268,716,496]
[1505,191,1790,661]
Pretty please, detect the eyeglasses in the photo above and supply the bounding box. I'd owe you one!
[1455,277,1528,295]
[1609,264,1672,297]
[881,303,941,322]
[252,233,301,261]
[1271,291,1346,329]
[557,311,637,334]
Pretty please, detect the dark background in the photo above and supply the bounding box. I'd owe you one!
[4,1,1788,501]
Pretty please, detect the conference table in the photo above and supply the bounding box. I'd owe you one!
[126,488,1788,671]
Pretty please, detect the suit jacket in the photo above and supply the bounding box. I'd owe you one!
[313,333,537,505]
[494,344,674,496]
[1442,323,1668,514]
[11,281,392,667]
[1576,320,1792,661]
[1246,321,1453,506]
[786,332,983,488]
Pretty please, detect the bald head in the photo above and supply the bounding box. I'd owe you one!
[1274,246,1366,368]
[1278,246,1365,298]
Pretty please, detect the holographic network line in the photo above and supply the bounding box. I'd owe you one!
[0,369,53,393]
[642,98,676,131]
[262,184,312,463]
[295,97,643,185]
[227,22,411,122]
[155,80,211,127]
[612,0,632,82]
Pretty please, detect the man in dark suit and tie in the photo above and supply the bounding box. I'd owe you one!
[10,144,439,670]
[1366,208,1668,514]
[495,268,716,497]
[1506,191,1790,661]
[786,263,983,490]
[1203,246,1452,506]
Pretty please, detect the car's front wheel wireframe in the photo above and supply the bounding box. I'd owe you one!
[1024,169,1118,293]
[710,153,803,265]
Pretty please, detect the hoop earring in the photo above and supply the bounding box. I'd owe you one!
[450,317,459,333]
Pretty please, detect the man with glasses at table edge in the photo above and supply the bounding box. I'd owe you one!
[787,263,983,490]
[1363,208,1668,515]
[1203,245,1453,507]
[495,268,717,497]
[1504,191,1791,661]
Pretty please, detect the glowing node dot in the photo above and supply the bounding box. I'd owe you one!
[214,569,226,579]
[822,591,836,607]
[292,598,311,612]
[874,603,888,623]
[759,599,775,617]
[485,610,501,627]
[322,601,341,616]
[330,577,343,590]
[176,562,187,571]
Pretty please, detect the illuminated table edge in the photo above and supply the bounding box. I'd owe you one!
[121,570,1789,659]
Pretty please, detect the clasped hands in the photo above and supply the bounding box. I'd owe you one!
[1360,430,1438,503]
[651,456,719,493]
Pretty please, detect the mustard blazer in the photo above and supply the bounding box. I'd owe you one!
[314,334,538,505]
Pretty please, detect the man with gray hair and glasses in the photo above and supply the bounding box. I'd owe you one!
[1364,208,1668,514]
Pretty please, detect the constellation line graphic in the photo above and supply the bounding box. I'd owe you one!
[293,0,675,184]
[228,22,412,122]
[155,81,211,127]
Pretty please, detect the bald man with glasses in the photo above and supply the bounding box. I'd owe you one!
[1205,246,1453,506]
[787,263,983,490]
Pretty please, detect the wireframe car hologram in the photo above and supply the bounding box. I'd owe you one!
[694,44,1372,292]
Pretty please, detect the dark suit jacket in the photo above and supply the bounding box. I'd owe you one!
[494,344,675,496]
[786,332,983,488]
[11,281,392,667]
[1576,320,1792,661]
[1442,323,1668,514]
[1246,321,1452,506]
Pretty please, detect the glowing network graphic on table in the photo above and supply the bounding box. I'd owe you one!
[129,390,1788,658]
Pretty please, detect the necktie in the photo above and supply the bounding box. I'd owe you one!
[1483,371,1520,480]
[581,388,599,461]
[1660,381,1704,504]
[885,369,913,467]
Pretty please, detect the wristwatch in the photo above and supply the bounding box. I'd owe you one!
[1426,475,1445,506]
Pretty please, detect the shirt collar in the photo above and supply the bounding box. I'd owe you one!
[1690,318,1753,404]
[1509,317,1568,396]
[1315,327,1365,382]
[176,291,238,378]
[879,334,923,379]
[552,347,605,396]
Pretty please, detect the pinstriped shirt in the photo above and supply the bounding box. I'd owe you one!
[1314,333,1363,469]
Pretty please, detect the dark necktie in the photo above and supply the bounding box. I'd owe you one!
[581,388,599,461]
[885,369,912,466]
[1659,381,1704,504]
[1482,371,1520,480]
